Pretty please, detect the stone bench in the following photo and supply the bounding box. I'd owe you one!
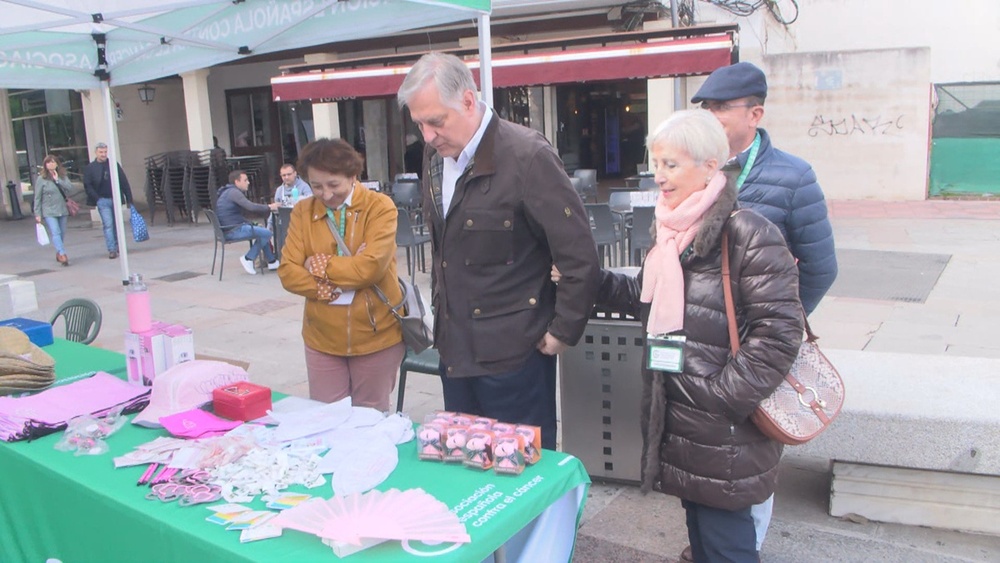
[787,349,1000,535]
[0,275,38,318]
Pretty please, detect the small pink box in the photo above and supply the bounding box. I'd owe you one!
[212,382,272,421]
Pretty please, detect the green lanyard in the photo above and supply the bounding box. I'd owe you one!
[325,205,347,256]
[734,131,761,191]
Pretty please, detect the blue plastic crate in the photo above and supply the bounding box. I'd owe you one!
[0,317,54,347]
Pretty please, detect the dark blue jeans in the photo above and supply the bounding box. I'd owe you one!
[440,350,557,450]
[225,224,275,263]
[96,198,119,252]
[683,499,758,563]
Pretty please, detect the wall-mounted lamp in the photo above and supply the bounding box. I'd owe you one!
[137,83,155,105]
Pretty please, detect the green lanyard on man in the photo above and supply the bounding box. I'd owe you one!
[734,131,761,191]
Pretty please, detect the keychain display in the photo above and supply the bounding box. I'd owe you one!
[53,406,126,456]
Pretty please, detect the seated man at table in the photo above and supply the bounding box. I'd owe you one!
[274,163,312,204]
[215,169,280,275]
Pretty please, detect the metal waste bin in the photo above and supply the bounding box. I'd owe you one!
[560,308,645,483]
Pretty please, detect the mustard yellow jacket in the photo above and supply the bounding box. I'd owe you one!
[278,184,403,356]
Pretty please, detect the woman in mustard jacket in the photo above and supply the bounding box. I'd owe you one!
[278,139,404,411]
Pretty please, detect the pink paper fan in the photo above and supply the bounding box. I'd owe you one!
[271,488,471,548]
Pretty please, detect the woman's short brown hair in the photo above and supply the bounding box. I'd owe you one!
[296,138,364,181]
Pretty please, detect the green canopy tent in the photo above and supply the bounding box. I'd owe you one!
[0,0,491,283]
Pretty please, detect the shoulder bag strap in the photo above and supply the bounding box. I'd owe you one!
[720,231,740,356]
[371,281,406,320]
[325,217,352,257]
[721,230,817,354]
[329,214,407,316]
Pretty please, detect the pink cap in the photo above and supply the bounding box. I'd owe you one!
[131,360,249,428]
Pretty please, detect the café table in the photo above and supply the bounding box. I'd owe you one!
[0,341,590,563]
[271,205,293,259]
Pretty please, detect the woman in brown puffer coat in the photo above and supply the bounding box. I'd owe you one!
[556,110,803,562]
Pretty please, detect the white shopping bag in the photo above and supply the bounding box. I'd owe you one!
[36,223,50,246]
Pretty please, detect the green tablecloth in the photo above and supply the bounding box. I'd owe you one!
[0,341,590,562]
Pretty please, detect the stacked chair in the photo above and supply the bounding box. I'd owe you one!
[144,149,235,225]
[143,152,169,225]
[188,149,229,223]
[227,155,271,203]
[160,151,192,223]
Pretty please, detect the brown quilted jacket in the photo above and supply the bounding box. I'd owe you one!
[596,175,804,510]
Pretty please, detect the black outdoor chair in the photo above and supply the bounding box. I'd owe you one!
[396,208,431,283]
[638,176,658,190]
[573,169,598,202]
[396,347,441,413]
[585,203,622,267]
[568,176,585,200]
[204,209,262,280]
[629,206,656,266]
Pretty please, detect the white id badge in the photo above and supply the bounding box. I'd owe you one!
[646,334,686,372]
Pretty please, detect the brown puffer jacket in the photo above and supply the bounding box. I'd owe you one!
[597,175,804,511]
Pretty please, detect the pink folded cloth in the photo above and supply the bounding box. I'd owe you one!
[0,371,150,441]
[159,408,242,439]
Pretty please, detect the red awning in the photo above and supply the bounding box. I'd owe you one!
[272,34,733,102]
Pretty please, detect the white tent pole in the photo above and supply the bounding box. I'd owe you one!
[477,14,493,107]
[100,81,131,285]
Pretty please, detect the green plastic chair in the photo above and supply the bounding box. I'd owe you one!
[49,298,103,344]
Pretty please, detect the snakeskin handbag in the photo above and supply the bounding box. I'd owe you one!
[721,232,844,445]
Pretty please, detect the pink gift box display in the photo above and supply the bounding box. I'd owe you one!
[125,321,195,386]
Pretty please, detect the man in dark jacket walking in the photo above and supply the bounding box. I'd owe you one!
[397,53,600,450]
[83,142,134,259]
[684,61,839,561]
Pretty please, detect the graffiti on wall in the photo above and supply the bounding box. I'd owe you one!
[808,114,904,137]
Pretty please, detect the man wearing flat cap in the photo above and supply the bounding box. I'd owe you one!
[682,61,838,561]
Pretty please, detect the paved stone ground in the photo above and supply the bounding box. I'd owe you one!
[3,198,1000,562]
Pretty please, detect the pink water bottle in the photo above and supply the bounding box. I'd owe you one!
[126,273,153,333]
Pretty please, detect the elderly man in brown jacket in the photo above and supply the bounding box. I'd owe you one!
[398,53,599,449]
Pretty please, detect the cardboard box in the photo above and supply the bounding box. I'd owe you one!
[0,317,53,347]
[194,354,250,371]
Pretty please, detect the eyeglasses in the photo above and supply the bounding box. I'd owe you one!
[699,101,758,112]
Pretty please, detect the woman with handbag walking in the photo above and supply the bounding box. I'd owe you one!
[33,155,75,266]
[277,138,404,412]
[553,110,804,562]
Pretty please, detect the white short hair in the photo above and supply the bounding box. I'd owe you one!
[647,109,729,167]
[397,52,477,112]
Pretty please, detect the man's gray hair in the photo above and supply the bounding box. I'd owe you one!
[95,142,108,149]
[397,52,477,112]
[647,110,729,168]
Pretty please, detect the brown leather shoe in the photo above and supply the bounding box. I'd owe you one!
[56,253,68,266]
[109,251,118,259]
[680,545,693,562]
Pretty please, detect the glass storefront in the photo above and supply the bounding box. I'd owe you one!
[9,89,88,184]
[555,80,648,180]
[275,79,649,189]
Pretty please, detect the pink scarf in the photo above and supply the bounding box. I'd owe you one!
[640,172,727,334]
